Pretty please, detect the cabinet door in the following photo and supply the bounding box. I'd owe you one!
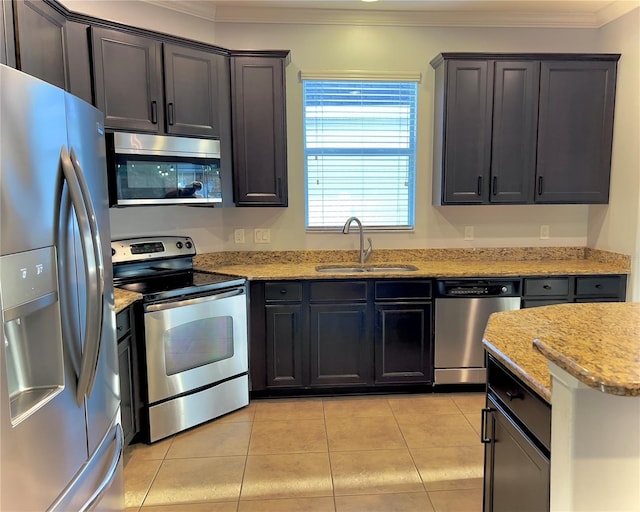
[118,333,136,446]
[442,60,493,204]
[164,44,224,138]
[13,0,66,89]
[309,303,371,386]
[491,61,539,203]
[231,56,288,206]
[536,60,616,204]
[64,21,92,104]
[485,398,550,512]
[1,0,16,67]
[265,304,304,387]
[375,302,432,384]
[91,27,163,132]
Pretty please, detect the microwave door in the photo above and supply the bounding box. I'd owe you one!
[115,154,222,205]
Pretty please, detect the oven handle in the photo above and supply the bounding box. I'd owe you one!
[145,287,245,313]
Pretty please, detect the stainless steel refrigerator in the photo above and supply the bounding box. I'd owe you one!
[0,64,124,510]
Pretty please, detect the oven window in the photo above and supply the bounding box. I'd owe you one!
[164,316,234,376]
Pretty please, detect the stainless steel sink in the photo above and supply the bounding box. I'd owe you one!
[315,264,419,273]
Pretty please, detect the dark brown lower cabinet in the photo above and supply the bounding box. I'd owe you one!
[309,303,371,386]
[116,305,141,446]
[375,302,432,384]
[251,278,434,394]
[374,279,433,384]
[265,304,304,388]
[483,356,550,512]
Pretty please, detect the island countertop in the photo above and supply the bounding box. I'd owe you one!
[483,302,640,403]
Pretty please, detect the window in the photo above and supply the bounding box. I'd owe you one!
[303,79,418,230]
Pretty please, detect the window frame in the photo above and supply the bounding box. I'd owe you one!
[302,77,419,232]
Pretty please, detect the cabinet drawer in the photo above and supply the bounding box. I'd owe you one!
[487,357,551,452]
[375,280,432,300]
[575,276,623,297]
[116,309,131,341]
[523,278,569,297]
[310,281,367,302]
[265,282,302,302]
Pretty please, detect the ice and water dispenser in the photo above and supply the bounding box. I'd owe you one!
[0,246,64,426]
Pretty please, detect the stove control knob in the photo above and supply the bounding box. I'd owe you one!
[501,286,508,293]
[185,241,193,249]
[176,241,183,249]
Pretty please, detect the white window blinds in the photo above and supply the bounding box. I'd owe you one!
[303,79,418,230]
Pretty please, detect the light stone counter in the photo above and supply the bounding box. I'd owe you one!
[483,302,640,402]
[194,247,629,281]
[114,288,142,314]
[486,302,640,512]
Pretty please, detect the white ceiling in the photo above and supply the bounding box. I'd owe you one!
[142,0,640,27]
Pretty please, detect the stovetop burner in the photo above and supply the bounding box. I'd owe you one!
[112,236,245,302]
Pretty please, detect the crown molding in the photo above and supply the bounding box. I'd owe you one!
[140,1,640,28]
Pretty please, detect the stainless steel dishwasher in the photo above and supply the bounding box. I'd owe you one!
[434,279,521,384]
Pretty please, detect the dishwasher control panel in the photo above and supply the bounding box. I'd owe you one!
[436,279,521,298]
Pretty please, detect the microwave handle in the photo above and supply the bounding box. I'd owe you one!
[145,287,245,313]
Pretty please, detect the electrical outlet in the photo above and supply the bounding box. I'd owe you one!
[254,228,271,244]
[540,225,550,239]
[464,226,474,241]
[234,229,245,244]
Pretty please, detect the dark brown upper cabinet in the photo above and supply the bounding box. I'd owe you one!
[163,43,224,138]
[12,0,67,89]
[231,54,289,206]
[1,1,16,67]
[91,27,227,138]
[536,60,617,203]
[431,53,619,205]
[91,27,163,133]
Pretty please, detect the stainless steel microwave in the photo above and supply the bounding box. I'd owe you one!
[107,132,222,206]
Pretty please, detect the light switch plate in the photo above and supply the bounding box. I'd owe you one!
[540,225,550,239]
[254,228,271,244]
[464,226,474,241]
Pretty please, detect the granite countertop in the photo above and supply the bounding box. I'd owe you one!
[484,303,640,402]
[194,247,630,281]
[114,288,142,313]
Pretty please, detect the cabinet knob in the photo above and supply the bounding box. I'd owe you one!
[595,284,602,289]
[506,390,524,401]
[543,285,551,289]
[280,289,287,295]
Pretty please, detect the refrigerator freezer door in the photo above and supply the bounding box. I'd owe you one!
[0,64,90,511]
[0,64,66,255]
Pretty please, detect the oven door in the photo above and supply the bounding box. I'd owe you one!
[143,286,248,404]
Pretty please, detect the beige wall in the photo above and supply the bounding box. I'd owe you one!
[64,2,636,260]
[589,8,640,299]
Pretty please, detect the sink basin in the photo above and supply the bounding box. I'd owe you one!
[315,264,419,273]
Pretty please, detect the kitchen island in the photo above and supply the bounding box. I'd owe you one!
[483,302,640,512]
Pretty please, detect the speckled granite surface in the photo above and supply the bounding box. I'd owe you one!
[484,303,640,402]
[114,288,141,313]
[194,247,629,281]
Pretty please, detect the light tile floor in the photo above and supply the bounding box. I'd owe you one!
[124,393,485,512]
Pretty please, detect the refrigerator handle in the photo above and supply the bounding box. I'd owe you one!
[60,146,105,403]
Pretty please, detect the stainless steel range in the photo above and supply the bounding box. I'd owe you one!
[112,236,249,443]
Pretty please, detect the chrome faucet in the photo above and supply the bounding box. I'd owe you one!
[342,216,373,264]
